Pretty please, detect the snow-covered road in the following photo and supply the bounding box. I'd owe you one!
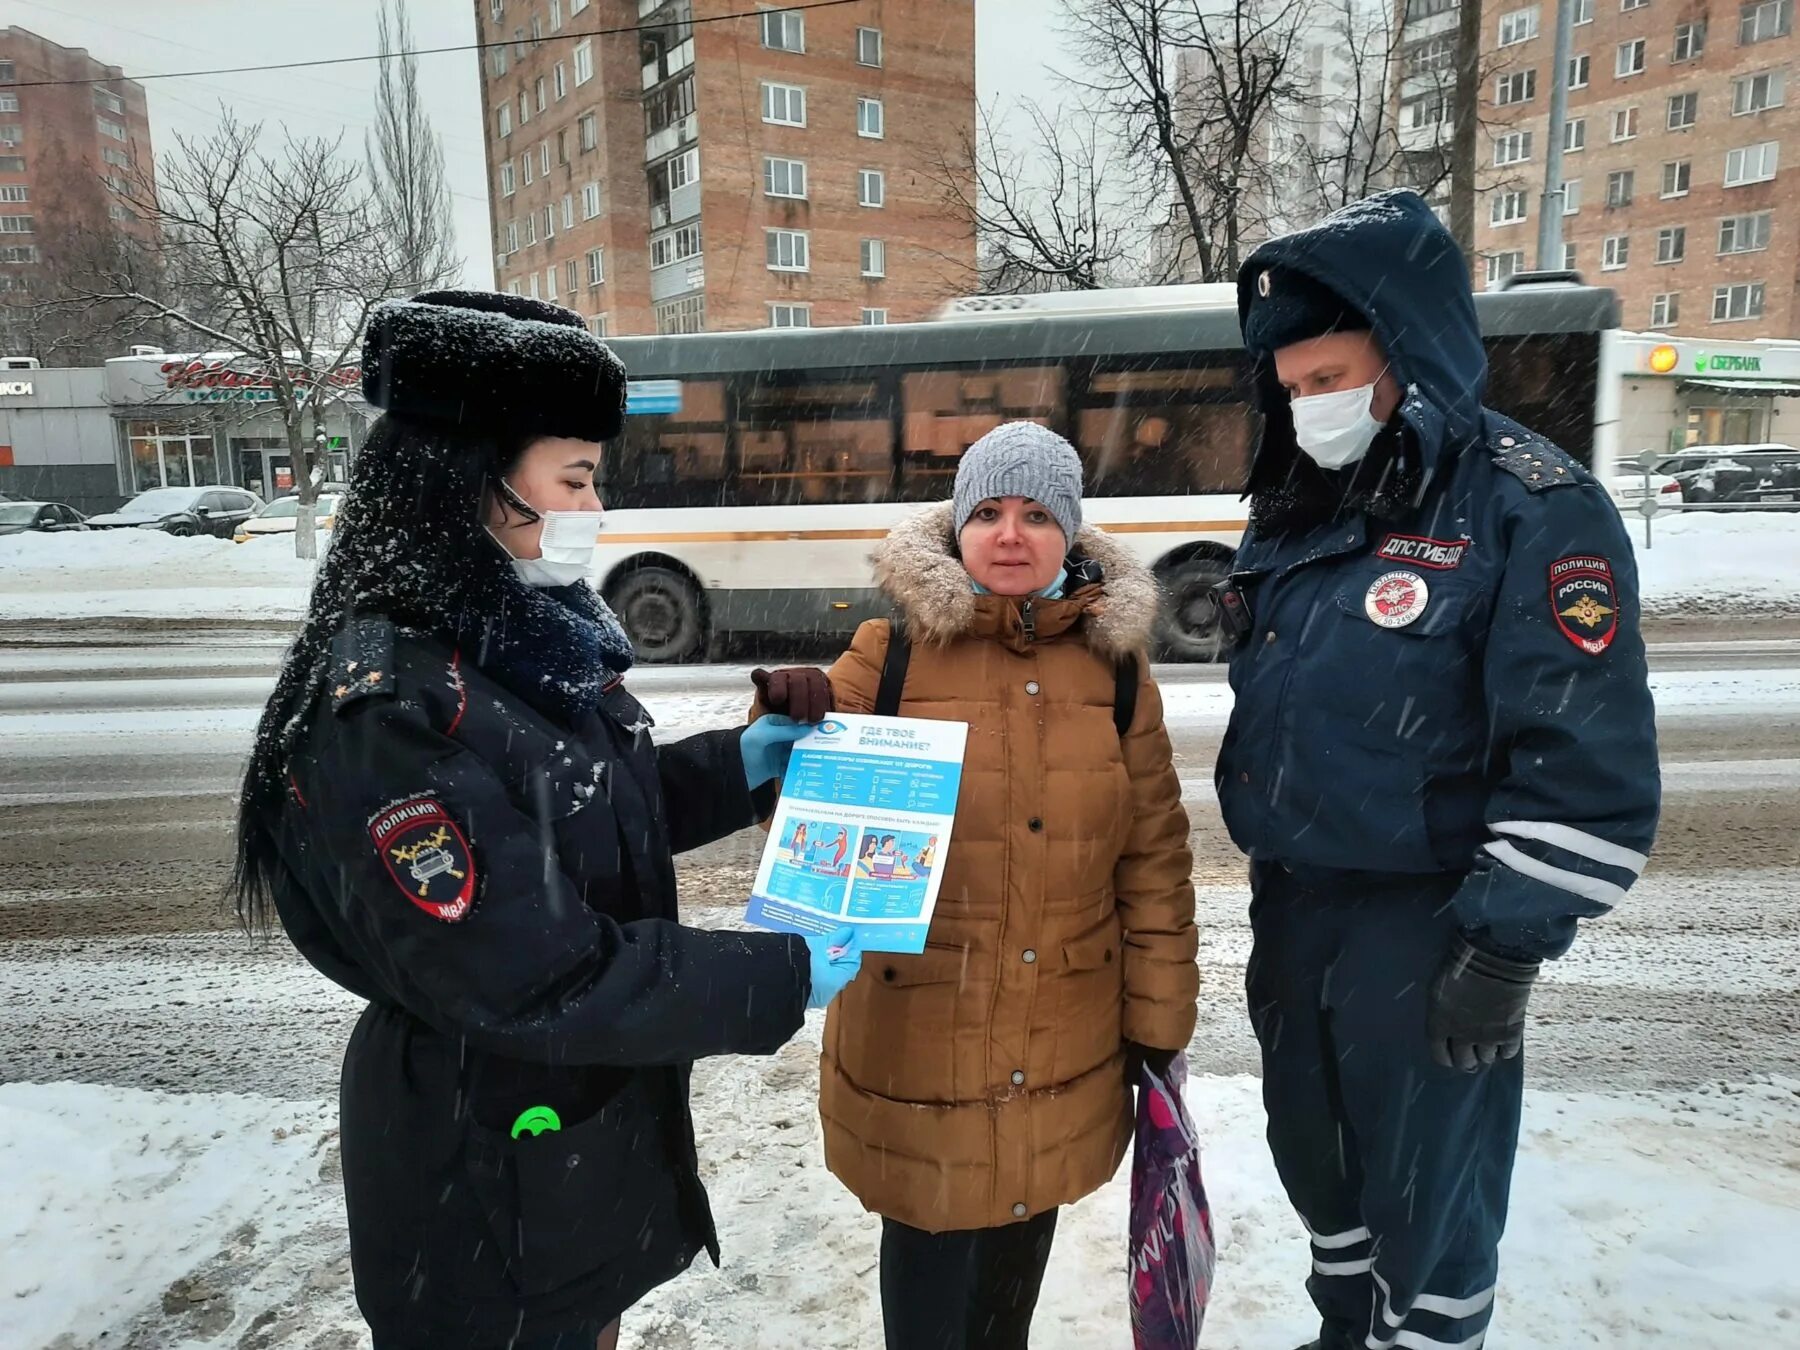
[2,635,1798,1348]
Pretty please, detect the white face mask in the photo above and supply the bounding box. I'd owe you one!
[490,478,603,588]
[1290,381,1385,470]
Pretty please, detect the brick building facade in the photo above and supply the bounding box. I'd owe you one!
[1476,0,1797,337]
[475,0,976,335]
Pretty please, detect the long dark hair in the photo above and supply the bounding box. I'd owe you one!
[230,414,531,932]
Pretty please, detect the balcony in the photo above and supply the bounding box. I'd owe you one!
[1399,120,1452,152]
[639,0,669,16]
[644,111,697,163]
[650,253,704,302]
[642,37,694,90]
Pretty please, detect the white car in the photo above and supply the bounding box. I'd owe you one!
[233,493,342,543]
[1608,467,1683,511]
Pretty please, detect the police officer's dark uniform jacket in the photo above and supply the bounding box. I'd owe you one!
[1216,192,1660,1350]
[255,291,812,1347]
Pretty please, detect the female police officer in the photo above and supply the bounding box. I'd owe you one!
[231,290,860,1350]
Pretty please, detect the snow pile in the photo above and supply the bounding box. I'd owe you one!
[0,529,317,622]
[1633,510,1800,617]
[5,1069,1798,1348]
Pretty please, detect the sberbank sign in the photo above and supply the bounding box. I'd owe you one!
[1695,353,1762,373]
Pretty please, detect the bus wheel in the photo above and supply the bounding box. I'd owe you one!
[1155,557,1232,662]
[608,567,706,663]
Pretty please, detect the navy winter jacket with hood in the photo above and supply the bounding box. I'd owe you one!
[1214,190,1660,961]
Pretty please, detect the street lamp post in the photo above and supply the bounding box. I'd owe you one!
[1537,0,1578,270]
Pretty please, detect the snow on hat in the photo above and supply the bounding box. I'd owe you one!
[361,289,628,443]
[1241,264,1371,357]
[953,421,1084,546]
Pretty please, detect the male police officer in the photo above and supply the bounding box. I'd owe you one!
[1216,190,1659,1350]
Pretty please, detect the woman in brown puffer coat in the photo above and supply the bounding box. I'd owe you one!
[768,422,1198,1350]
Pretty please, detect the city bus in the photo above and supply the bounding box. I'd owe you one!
[596,279,1620,662]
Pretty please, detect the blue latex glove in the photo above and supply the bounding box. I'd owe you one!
[804,926,863,1010]
[741,714,811,789]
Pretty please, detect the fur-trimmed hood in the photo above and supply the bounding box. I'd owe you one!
[871,502,1160,657]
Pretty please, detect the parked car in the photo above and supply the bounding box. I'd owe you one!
[1654,445,1800,507]
[234,492,343,543]
[85,486,264,538]
[0,500,90,535]
[1608,464,1684,511]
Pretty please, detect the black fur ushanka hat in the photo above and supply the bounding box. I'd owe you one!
[361,289,628,442]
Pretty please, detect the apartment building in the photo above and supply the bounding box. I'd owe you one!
[475,0,976,335]
[0,28,156,299]
[1477,0,1798,336]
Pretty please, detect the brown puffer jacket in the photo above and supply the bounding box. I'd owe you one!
[816,502,1197,1233]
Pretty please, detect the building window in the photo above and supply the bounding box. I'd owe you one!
[1495,70,1538,105]
[1651,292,1680,327]
[763,82,806,126]
[1563,241,1578,269]
[579,112,598,151]
[527,273,539,299]
[669,147,699,188]
[0,244,37,262]
[1563,177,1582,213]
[550,0,563,31]
[543,204,555,240]
[646,76,696,134]
[1404,93,1451,129]
[650,222,703,269]
[1565,117,1587,152]
[497,104,513,139]
[558,129,571,164]
[524,212,536,245]
[96,117,128,141]
[1612,106,1639,141]
[1576,0,1595,20]
[536,77,547,113]
[0,185,27,203]
[1490,189,1529,225]
[1606,169,1635,207]
[1568,53,1590,89]
[768,303,812,328]
[1738,0,1792,44]
[1656,226,1686,263]
[562,193,574,229]
[571,0,589,13]
[519,92,531,127]
[1733,71,1786,114]
[1674,21,1707,60]
[1667,92,1698,130]
[655,295,706,334]
[861,308,889,325]
[1603,234,1630,269]
[1616,38,1647,77]
[766,227,810,271]
[858,97,885,139]
[505,219,519,253]
[545,264,557,298]
[861,238,886,277]
[523,151,534,186]
[859,169,886,207]
[491,43,508,77]
[574,39,594,86]
[1494,130,1533,166]
[540,141,552,175]
[581,182,602,219]
[554,63,567,100]
[1485,250,1526,287]
[764,156,808,198]
[762,9,806,52]
[1498,6,1540,46]
[490,0,503,19]
[1621,0,1648,9]
[0,95,19,114]
[857,27,883,66]
[0,127,24,147]
[507,280,522,296]
[1662,159,1692,197]
[1724,140,1779,185]
[0,214,35,234]
[1404,33,1458,75]
[1712,281,1765,321]
[500,162,516,196]
[1718,210,1773,253]
[565,259,579,293]
[590,314,608,338]
[587,247,605,286]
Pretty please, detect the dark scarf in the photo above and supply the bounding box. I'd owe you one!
[450,575,636,725]
[1247,421,1428,535]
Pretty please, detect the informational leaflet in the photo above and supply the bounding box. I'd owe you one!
[746,713,968,953]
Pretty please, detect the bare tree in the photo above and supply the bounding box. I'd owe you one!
[1060,0,1313,283]
[1448,0,1483,259]
[367,0,460,293]
[52,113,412,559]
[933,100,1133,293]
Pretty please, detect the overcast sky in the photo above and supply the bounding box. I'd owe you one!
[1,0,1069,290]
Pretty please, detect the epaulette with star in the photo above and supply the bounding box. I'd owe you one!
[327,616,397,714]
[1489,426,1584,492]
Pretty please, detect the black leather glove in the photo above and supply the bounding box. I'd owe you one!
[1427,936,1540,1072]
[1124,1042,1179,1085]
[751,667,834,724]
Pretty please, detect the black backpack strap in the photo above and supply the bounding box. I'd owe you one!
[1113,653,1139,739]
[874,616,911,717]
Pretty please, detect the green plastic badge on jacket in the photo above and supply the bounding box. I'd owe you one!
[510,1105,563,1139]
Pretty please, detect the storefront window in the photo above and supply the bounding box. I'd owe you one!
[1685,405,1766,446]
[128,422,218,490]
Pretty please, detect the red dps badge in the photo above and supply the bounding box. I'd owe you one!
[1549,555,1618,655]
[1364,570,1430,628]
[369,797,477,922]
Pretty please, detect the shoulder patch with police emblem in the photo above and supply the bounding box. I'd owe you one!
[369,796,477,922]
[1549,555,1619,655]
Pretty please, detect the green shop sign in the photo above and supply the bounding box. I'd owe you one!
[1694,353,1763,373]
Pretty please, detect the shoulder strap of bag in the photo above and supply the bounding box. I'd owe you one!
[875,616,911,718]
[1113,653,1139,740]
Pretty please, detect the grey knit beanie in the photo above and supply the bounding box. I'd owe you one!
[952,422,1085,545]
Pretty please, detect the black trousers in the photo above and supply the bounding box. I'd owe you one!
[879,1209,1060,1350]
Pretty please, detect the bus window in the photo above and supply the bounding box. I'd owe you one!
[899,365,1065,500]
[1076,366,1254,496]
[1484,333,1597,461]
[605,379,729,508]
[735,375,893,505]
